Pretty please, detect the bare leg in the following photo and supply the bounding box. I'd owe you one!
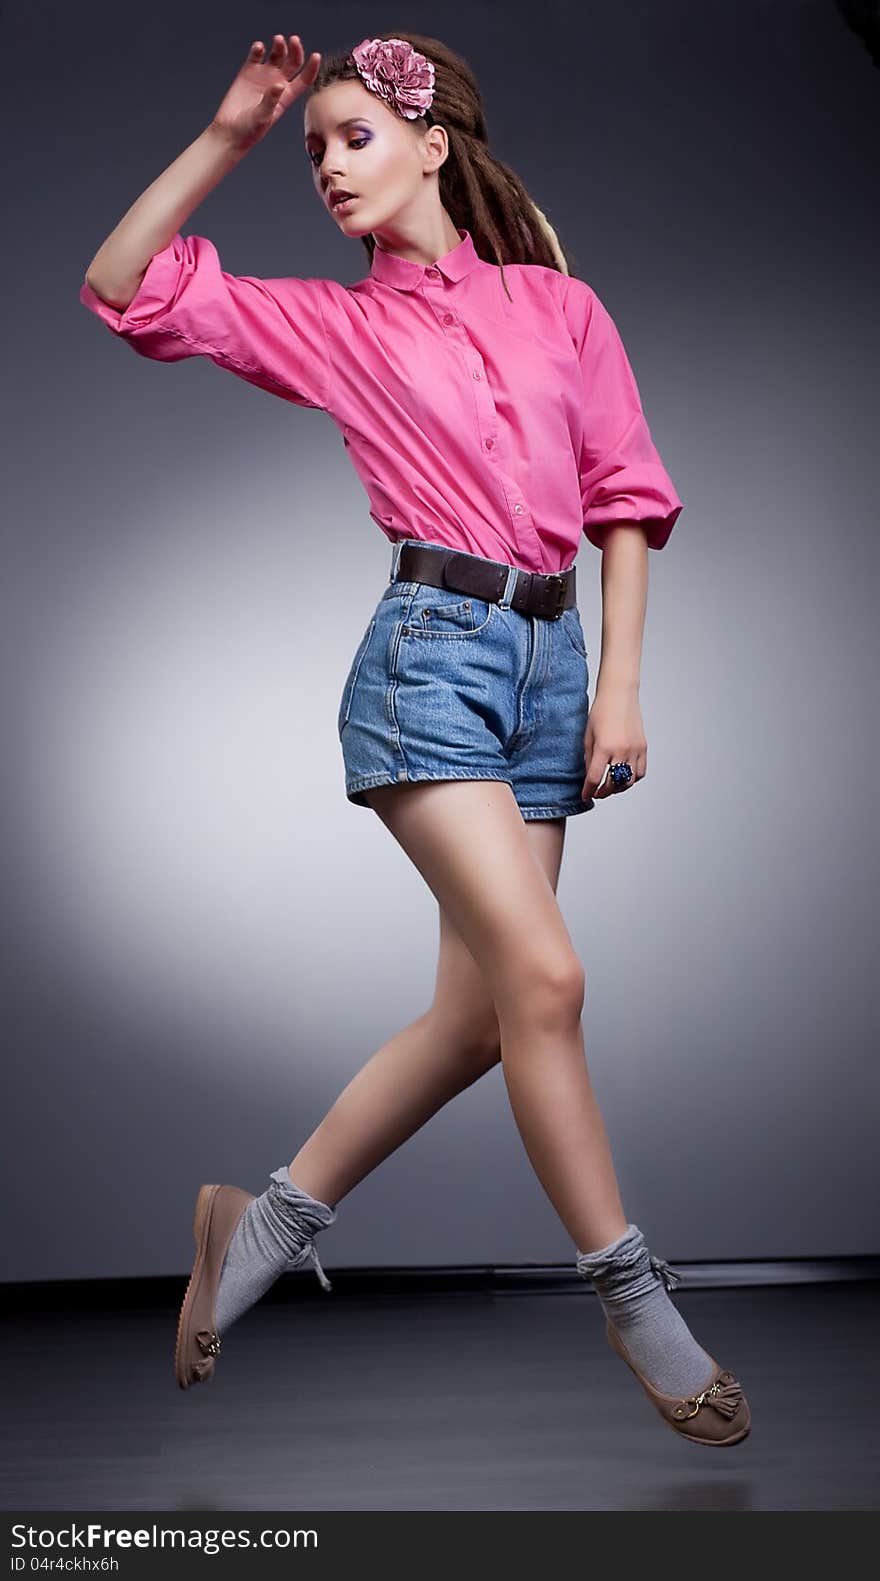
[363,779,629,1253]
[214,779,724,1412]
[286,818,567,1209]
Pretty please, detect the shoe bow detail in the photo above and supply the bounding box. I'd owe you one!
[672,1370,743,1422]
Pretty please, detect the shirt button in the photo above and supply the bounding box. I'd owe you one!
[485,438,494,451]
[443,312,454,325]
[473,370,481,380]
[426,268,440,280]
[514,503,524,514]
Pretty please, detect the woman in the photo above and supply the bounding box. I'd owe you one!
[81,30,750,1446]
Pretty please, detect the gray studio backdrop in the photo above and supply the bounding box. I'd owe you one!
[2,0,877,1282]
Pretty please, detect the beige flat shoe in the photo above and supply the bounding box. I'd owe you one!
[174,1182,253,1390]
[605,1315,752,1446]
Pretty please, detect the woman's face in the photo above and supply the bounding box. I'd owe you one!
[303,81,434,237]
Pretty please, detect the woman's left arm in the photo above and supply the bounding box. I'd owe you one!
[581,523,648,802]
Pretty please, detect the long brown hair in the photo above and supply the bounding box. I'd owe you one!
[309,31,580,301]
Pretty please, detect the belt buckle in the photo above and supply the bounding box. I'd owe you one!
[546,574,567,619]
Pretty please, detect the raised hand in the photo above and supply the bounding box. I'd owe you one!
[211,34,321,152]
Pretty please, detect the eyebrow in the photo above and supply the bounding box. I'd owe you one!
[304,118,373,145]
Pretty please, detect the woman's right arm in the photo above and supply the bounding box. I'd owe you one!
[84,34,321,310]
[85,127,249,311]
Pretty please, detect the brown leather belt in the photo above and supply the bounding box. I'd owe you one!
[392,541,576,621]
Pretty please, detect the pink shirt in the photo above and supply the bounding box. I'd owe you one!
[80,227,682,573]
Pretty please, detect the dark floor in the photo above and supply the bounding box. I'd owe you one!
[2,1280,877,1511]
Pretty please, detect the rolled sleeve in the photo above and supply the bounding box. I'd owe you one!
[79,232,332,411]
[561,276,683,551]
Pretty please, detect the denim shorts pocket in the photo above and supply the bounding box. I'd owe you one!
[337,616,376,735]
[561,606,589,660]
[404,588,496,638]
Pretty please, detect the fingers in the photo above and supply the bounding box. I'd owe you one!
[589,764,643,799]
[242,34,320,110]
[286,36,322,81]
[582,752,645,800]
[247,34,315,73]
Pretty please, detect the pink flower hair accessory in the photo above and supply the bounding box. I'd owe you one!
[350,37,435,121]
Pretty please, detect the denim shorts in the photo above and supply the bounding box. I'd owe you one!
[337,539,595,819]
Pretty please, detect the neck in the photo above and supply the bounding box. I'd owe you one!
[371,212,461,267]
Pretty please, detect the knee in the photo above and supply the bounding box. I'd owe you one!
[468,1034,503,1075]
[424,1005,502,1073]
[503,955,585,1030]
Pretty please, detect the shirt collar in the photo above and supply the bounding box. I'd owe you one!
[369,228,480,291]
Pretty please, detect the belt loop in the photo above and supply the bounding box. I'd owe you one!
[389,539,405,582]
[498,564,519,610]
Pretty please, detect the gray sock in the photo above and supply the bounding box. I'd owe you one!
[214,1165,337,1336]
[575,1222,716,1397]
